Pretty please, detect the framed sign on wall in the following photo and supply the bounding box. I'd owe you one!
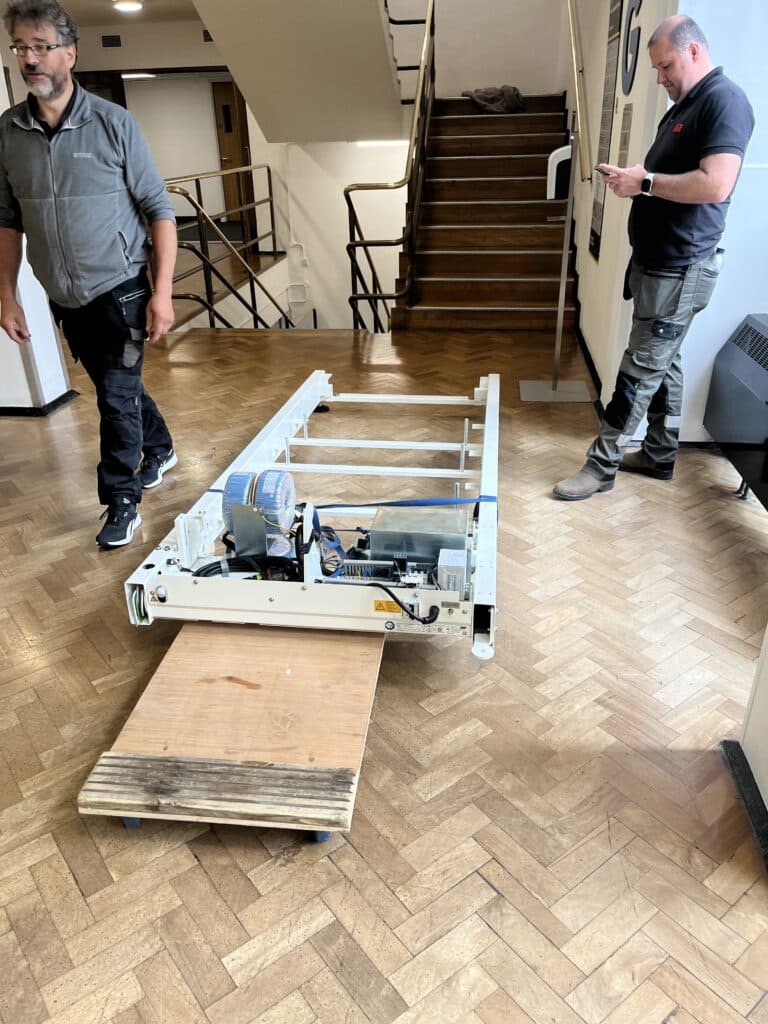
[589,0,624,259]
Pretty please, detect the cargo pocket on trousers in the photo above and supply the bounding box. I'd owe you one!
[629,322,683,373]
[100,369,143,442]
[113,286,150,336]
[692,249,723,314]
[112,285,150,368]
[634,269,685,321]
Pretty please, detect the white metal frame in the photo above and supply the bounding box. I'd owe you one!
[125,371,499,658]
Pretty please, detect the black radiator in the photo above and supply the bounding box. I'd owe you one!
[704,314,768,508]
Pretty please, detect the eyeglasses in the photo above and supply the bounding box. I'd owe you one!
[9,43,64,57]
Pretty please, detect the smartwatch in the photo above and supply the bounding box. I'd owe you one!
[640,172,655,196]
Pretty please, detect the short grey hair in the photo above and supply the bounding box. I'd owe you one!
[648,16,709,53]
[3,0,78,45]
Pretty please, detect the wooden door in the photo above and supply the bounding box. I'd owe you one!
[212,81,241,220]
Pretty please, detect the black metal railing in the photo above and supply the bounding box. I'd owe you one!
[384,0,427,104]
[344,0,435,332]
[166,164,315,330]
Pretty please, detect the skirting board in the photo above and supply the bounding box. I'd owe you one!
[720,739,768,870]
[0,389,79,417]
[519,380,592,403]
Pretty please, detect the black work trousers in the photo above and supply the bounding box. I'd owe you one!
[52,269,173,506]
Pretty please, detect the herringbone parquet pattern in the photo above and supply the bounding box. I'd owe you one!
[1,327,767,1023]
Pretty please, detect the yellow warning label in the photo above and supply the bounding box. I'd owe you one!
[374,600,401,614]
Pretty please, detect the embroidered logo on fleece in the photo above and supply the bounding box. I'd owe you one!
[672,123,685,134]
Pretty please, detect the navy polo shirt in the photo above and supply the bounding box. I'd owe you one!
[629,67,754,269]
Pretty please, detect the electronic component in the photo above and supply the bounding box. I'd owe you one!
[437,547,468,594]
[369,506,470,565]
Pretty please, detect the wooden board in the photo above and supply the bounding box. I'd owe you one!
[78,623,384,831]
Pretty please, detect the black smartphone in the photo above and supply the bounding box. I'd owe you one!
[595,166,616,178]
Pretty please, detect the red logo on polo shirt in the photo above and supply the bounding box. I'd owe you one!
[673,122,685,133]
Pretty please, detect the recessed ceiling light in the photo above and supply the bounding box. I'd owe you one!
[113,1,143,12]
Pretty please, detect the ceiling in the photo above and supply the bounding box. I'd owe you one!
[63,0,200,27]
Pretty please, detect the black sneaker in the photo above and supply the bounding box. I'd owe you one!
[139,449,177,489]
[96,498,142,549]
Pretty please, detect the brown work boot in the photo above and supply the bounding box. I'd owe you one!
[553,469,615,501]
[619,449,674,480]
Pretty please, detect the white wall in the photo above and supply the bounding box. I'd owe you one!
[391,0,571,96]
[0,49,70,410]
[744,623,768,805]
[435,0,570,96]
[285,143,408,329]
[124,76,225,216]
[76,19,222,71]
[245,109,408,329]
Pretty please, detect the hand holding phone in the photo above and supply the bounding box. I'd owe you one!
[595,165,616,178]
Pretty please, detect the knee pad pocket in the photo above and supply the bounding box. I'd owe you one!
[648,381,671,416]
[604,372,640,431]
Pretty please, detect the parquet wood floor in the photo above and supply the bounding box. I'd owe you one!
[1,327,767,1024]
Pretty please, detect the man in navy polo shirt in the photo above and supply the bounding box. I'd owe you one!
[555,14,754,501]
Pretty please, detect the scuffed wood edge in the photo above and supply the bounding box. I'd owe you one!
[78,751,356,831]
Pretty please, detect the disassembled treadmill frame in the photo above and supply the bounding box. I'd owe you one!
[125,371,499,659]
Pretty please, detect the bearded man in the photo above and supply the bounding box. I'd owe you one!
[0,0,178,547]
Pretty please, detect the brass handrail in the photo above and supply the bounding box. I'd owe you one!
[166,162,272,185]
[344,0,435,331]
[565,0,592,182]
[168,182,296,328]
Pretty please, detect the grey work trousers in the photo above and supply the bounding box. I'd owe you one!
[585,250,722,481]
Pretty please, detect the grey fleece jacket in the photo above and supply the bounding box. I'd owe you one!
[0,84,175,308]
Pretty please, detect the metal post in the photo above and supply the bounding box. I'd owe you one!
[238,170,251,258]
[267,167,277,254]
[552,127,579,390]
[195,177,215,328]
[519,121,590,403]
[348,208,362,330]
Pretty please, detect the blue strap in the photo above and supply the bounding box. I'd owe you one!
[316,495,497,510]
[208,489,497,508]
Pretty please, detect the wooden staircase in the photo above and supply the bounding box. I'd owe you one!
[392,94,576,332]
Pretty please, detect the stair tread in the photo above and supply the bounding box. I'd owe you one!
[422,199,563,205]
[406,303,576,310]
[413,248,567,254]
[420,225,564,231]
[431,133,563,140]
[412,276,572,282]
[428,177,548,183]
[433,113,563,120]
[434,152,552,158]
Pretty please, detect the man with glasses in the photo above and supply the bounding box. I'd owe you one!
[0,0,178,548]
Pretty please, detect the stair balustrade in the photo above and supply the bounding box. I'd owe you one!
[166,163,316,331]
[344,0,435,333]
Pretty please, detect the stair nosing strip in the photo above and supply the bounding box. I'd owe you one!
[422,200,564,206]
[403,305,576,311]
[428,154,549,160]
[432,113,563,120]
[429,132,567,140]
[420,224,564,230]
[412,249,567,255]
[413,276,571,282]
